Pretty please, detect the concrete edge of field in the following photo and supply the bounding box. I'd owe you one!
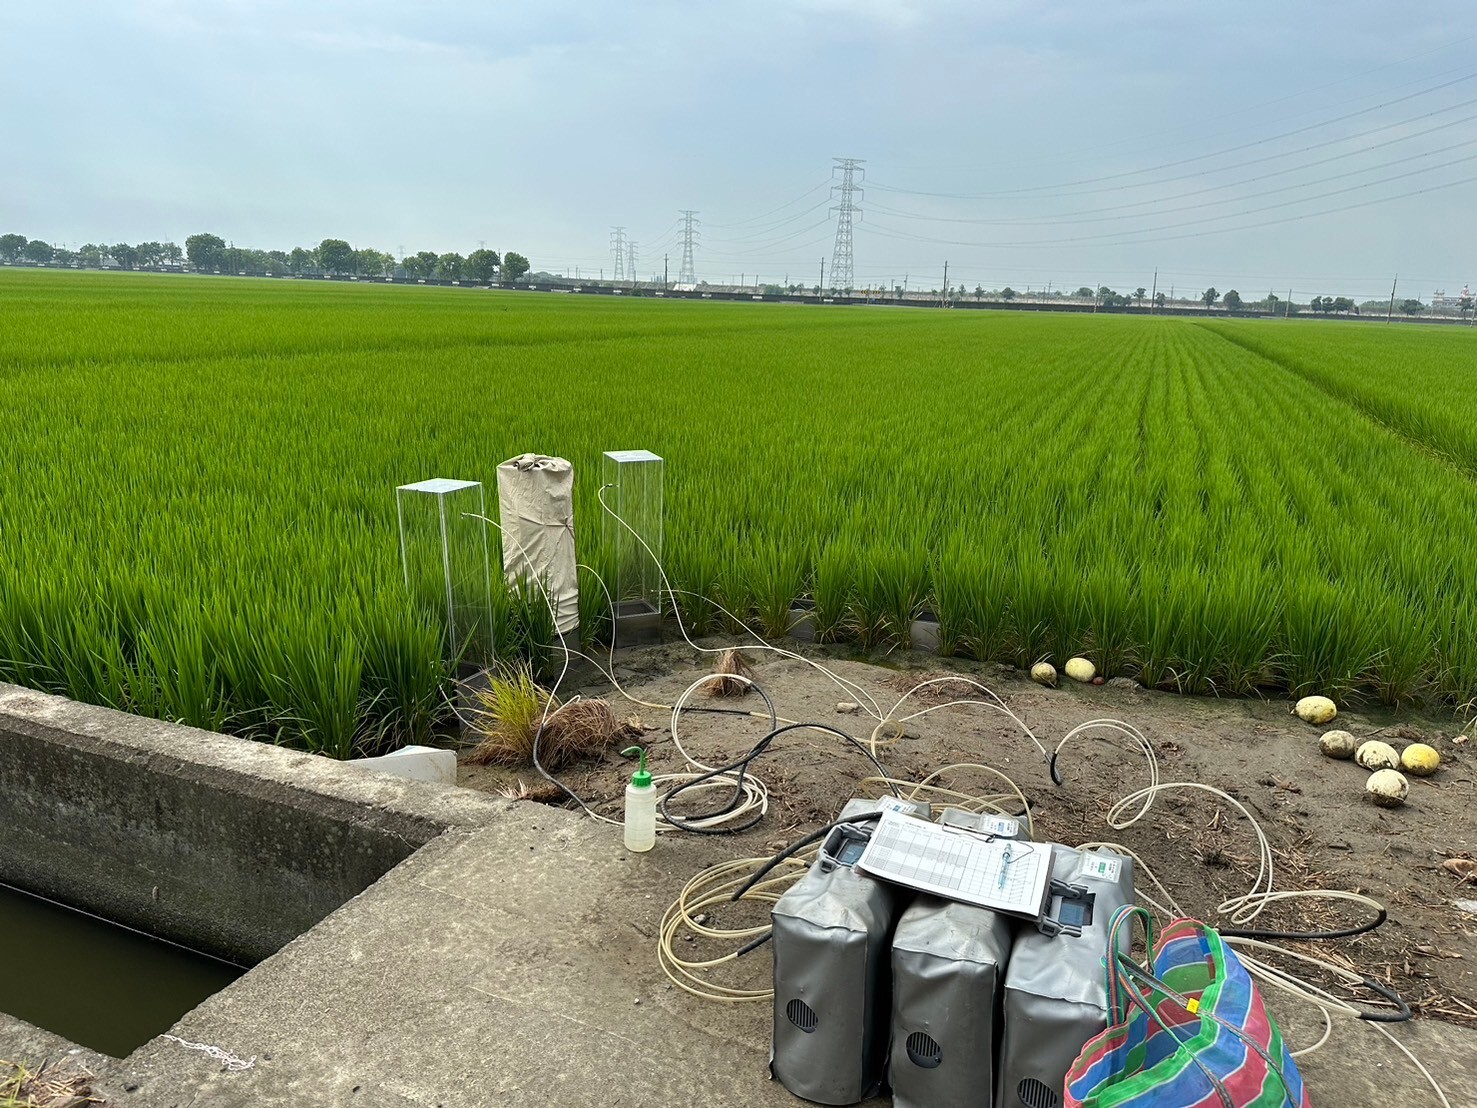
[2,685,1476,1107]
[0,682,507,961]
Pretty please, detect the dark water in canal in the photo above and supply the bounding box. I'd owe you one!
[0,881,245,1057]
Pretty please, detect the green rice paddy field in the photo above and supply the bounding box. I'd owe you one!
[4,269,1476,754]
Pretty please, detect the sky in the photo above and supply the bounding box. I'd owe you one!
[3,1,1476,301]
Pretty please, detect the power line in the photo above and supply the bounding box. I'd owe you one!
[876,37,1477,177]
[829,157,864,290]
[705,181,833,229]
[869,132,1477,230]
[704,219,834,259]
[704,198,835,243]
[678,210,699,285]
[871,71,1477,200]
[864,168,1477,250]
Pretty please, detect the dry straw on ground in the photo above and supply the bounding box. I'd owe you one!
[705,648,753,698]
[1,1059,103,1108]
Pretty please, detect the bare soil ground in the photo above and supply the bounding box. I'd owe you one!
[458,639,1477,1029]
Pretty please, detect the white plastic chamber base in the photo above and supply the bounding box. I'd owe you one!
[349,745,458,785]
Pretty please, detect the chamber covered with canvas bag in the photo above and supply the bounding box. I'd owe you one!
[496,454,578,634]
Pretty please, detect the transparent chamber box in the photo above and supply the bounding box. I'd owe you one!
[601,450,665,620]
[396,478,495,663]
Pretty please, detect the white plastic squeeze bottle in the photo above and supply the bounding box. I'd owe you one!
[622,744,656,852]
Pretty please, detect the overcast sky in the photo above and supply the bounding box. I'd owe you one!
[4,1,1476,299]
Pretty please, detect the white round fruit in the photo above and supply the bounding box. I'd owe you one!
[1355,740,1401,772]
[1064,657,1096,683]
[1366,769,1409,808]
[1294,695,1338,725]
[1318,730,1357,760]
[1030,662,1057,687]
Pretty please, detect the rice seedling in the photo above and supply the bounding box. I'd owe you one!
[848,554,900,651]
[665,544,721,636]
[465,664,554,765]
[748,541,807,639]
[811,545,856,644]
[466,664,639,769]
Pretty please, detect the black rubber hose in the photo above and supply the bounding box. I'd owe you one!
[531,677,778,821]
[1219,906,1387,943]
[729,809,886,901]
[661,722,899,835]
[654,683,779,833]
[1353,977,1413,1023]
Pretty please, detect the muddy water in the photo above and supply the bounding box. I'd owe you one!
[0,881,244,1057]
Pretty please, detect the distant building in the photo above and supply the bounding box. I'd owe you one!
[1431,284,1471,311]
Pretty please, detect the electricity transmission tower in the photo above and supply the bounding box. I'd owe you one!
[678,210,699,285]
[829,157,864,293]
[626,240,638,286]
[611,227,627,281]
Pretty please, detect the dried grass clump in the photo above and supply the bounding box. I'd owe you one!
[543,698,644,766]
[497,778,565,803]
[705,648,753,698]
[1,1059,103,1108]
[467,665,641,770]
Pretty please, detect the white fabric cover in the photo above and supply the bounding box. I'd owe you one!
[496,454,579,634]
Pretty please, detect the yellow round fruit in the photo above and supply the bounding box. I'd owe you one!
[1064,657,1096,683]
[1030,662,1057,687]
[1294,695,1338,724]
[1400,743,1440,777]
[1366,769,1409,808]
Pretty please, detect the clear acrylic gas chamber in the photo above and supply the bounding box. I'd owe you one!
[396,478,495,663]
[601,450,665,621]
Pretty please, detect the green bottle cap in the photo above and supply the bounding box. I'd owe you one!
[621,745,652,788]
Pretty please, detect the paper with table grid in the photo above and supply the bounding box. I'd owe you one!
[856,810,1052,917]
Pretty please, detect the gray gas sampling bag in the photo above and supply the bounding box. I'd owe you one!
[997,846,1135,1108]
[770,803,915,1105]
[888,811,1023,1108]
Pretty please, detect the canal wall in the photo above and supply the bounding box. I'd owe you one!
[0,684,501,964]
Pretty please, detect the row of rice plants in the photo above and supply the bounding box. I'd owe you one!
[1199,319,1477,473]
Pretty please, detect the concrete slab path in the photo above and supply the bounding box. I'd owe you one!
[90,806,1477,1107]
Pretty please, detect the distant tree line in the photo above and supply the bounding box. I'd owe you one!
[0,232,531,285]
[0,233,184,270]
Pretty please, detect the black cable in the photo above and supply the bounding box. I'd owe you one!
[730,810,886,901]
[661,722,900,835]
[1219,905,1388,943]
[736,931,773,958]
[530,694,776,818]
[530,698,604,820]
[1352,978,1413,1023]
[655,684,778,833]
[523,603,777,817]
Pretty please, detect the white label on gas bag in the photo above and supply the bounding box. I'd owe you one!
[979,815,1024,839]
[877,795,927,818]
[1081,855,1122,883]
